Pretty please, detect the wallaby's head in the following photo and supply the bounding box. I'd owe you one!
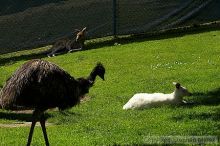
[173,82,192,98]
[75,27,87,44]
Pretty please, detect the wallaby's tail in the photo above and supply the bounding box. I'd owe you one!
[82,27,87,33]
[40,47,53,56]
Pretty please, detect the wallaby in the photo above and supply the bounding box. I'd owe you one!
[47,27,87,57]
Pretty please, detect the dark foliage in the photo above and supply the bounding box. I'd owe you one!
[0,0,65,16]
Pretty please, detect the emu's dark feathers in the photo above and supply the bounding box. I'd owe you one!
[0,59,105,111]
[0,59,105,146]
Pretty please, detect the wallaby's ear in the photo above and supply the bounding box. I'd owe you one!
[173,82,180,89]
[82,27,87,32]
[74,29,81,33]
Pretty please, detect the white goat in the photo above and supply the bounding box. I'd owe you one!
[123,82,192,110]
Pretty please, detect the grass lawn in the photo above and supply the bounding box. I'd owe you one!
[0,30,220,145]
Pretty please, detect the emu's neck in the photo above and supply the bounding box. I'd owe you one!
[87,70,97,82]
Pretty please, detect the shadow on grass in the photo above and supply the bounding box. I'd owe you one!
[0,111,51,122]
[87,25,220,51]
[0,109,81,126]
[48,110,82,125]
[59,110,81,116]
[183,88,220,107]
[172,108,220,122]
[0,51,47,66]
[172,88,220,121]
[192,88,220,105]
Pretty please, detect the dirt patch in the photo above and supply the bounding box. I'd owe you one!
[80,95,91,103]
[11,110,34,114]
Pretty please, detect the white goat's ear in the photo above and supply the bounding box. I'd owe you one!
[173,82,181,89]
[176,83,180,89]
[173,82,177,85]
[74,29,81,33]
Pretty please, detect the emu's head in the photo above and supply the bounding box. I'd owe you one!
[75,27,87,44]
[88,63,105,85]
[94,63,105,80]
[77,62,105,99]
[173,82,192,99]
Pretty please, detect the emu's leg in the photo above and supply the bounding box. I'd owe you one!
[40,114,50,146]
[27,110,41,146]
[27,120,36,146]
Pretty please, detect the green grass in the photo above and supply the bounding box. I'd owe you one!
[0,30,220,145]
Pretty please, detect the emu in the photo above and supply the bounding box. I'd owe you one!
[123,82,192,110]
[0,59,105,146]
[47,27,87,57]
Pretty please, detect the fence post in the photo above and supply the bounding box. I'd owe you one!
[113,0,117,38]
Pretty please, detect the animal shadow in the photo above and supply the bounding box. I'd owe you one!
[0,52,45,66]
[172,108,220,122]
[191,88,220,106]
[0,110,51,122]
[172,88,220,108]
[172,88,220,122]
[0,0,65,16]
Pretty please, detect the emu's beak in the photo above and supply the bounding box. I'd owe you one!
[88,80,94,85]
[101,75,105,81]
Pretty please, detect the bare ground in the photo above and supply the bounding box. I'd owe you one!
[0,122,53,128]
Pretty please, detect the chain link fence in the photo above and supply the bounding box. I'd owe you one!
[0,0,219,54]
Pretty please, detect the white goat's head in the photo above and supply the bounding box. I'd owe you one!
[173,82,192,99]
